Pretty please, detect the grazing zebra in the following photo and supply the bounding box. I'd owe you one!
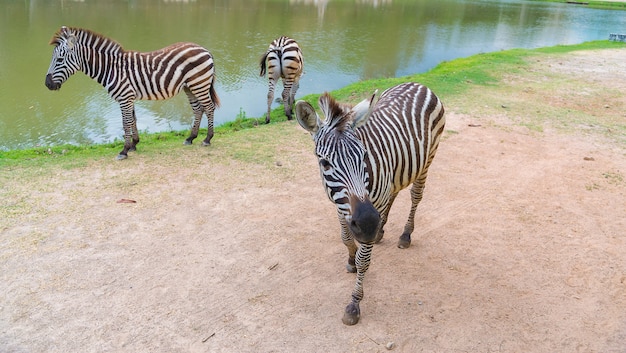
[45,26,220,160]
[259,36,304,124]
[295,82,445,325]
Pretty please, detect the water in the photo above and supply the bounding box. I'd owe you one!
[1,0,624,150]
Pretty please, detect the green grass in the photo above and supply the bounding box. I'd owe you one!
[1,40,624,168]
[528,0,626,10]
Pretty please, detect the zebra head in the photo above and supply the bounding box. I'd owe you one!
[296,92,381,244]
[45,26,81,91]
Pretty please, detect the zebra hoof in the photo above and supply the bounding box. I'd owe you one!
[398,234,411,249]
[183,140,193,145]
[346,257,356,273]
[201,141,211,147]
[342,302,361,325]
[116,154,128,161]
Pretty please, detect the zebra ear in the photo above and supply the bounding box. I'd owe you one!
[351,90,378,129]
[60,27,77,49]
[296,100,321,134]
[67,33,77,49]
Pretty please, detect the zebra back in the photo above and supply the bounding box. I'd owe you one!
[47,27,219,106]
[355,83,445,209]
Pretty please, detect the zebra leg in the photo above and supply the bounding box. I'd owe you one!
[287,79,300,120]
[282,82,293,120]
[340,217,358,273]
[266,78,277,124]
[184,88,204,145]
[342,243,373,326]
[117,102,136,160]
[201,99,216,146]
[374,192,399,243]
[130,108,139,151]
[398,177,427,249]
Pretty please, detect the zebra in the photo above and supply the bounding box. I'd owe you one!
[259,36,304,124]
[295,82,445,325]
[45,26,220,160]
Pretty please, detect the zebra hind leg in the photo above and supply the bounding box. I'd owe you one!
[287,79,300,121]
[398,178,427,249]
[201,100,216,146]
[282,83,294,120]
[266,79,277,124]
[184,88,204,145]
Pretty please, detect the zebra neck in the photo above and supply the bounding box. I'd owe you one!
[81,47,123,89]
[355,130,376,195]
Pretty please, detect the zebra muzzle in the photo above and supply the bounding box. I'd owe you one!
[45,74,61,90]
[348,196,380,244]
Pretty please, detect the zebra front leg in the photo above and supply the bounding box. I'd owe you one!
[398,177,426,249]
[130,108,139,151]
[374,192,398,244]
[117,102,138,160]
[342,243,373,326]
[340,218,358,273]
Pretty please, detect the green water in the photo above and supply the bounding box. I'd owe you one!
[1,0,624,150]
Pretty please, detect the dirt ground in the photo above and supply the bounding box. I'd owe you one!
[1,48,625,353]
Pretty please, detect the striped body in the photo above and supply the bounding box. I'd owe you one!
[259,36,303,123]
[295,82,445,325]
[45,26,220,159]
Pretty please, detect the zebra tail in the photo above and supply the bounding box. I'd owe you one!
[259,52,269,77]
[210,84,221,108]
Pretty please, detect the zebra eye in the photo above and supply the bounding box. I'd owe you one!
[319,158,332,171]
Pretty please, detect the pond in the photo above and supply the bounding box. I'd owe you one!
[1,0,624,150]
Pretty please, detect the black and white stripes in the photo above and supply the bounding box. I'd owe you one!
[259,36,304,123]
[296,82,445,325]
[45,26,220,159]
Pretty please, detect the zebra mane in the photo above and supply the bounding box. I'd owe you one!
[49,27,123,52]
[319,93,352,132]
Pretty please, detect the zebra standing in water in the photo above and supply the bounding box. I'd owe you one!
[45,26,220,160]
[259,36,303,124]
[295,82,445,325]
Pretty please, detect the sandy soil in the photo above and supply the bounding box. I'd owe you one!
[1,48,625,353]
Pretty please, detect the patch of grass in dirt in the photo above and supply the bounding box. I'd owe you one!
[442,42,626,144]
[603,171,625,186]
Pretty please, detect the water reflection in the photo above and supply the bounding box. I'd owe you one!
[1,0,624,150]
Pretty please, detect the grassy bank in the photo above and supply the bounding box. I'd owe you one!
[1,40,624,168]
[529,0,626,10]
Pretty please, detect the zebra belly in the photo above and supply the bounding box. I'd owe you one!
[132,58,214,101]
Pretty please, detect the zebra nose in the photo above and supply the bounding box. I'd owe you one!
[349,197,380,244]
[45,74,60,90]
